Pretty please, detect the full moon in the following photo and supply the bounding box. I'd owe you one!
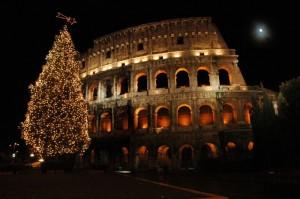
[254,23,269,41]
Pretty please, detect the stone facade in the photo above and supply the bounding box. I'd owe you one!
[80,17,267,170]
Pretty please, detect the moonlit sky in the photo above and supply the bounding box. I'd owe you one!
[254,23,269,41]
[0,0,299,149]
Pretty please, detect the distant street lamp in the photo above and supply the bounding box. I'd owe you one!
[30,153,35,158]
[9,142,19,159]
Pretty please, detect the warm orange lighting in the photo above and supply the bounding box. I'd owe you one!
[215,49,224,55]
[173,52,182,58]
[122,147,129,155]
[199,106,213,125]
[157,108,170,128]
[244,104,252,124]
[223,104,234,124]
[157,116,170,128]
[122,117,129,130]
[204,143,218,159]
[100,112,112,133]
[138,146,147,155]
[226,142,236,151]
[178,106,192,127]
[248,141,254,151]
[137,146,148,161]
[158,145,171,166]
[178,114,191,127]
[138,110,148,129]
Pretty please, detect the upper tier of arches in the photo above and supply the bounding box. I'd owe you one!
[86,67,232,102]
[80,17,234,73]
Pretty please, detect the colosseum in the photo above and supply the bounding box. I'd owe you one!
[80,17,271,171]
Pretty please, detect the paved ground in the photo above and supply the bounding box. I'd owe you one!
[0,171,226,199]
[135,170,300,199]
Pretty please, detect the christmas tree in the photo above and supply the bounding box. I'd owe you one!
[22,26,90,159]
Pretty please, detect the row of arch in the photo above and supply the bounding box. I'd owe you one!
[128,141,254,168]
[88,68,230,101]
[90,103,252,133]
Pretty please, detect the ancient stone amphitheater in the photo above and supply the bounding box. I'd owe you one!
[80,17,270,170]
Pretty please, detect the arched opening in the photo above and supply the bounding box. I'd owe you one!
[225,142,237,161]
[223,104,234,124]
[156,73,168,89]
[137,75,147,92]
[201,143,218,159]
[244,104,252,124]
[248,141,254,151]
[199,105,214,125]
[105,80,113,98]
[92,87,98,100]
[176,70,190,88]
[178,105,192,127]
[88,81,99,101]
[137,109,148,129]
[100,112,112,133]
[121,147,129,168]
[200,143,218,170]
[180,145,194,168]
[116,111,129,130]
[226,142,237,152]
[119,77,129,95]
[136,146,149,168]
[197,70,210,86]
[219,69,230,85]
[156,107,170,128]
[157,145,172,167]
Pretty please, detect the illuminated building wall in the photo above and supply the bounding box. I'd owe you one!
[81,17,276,170]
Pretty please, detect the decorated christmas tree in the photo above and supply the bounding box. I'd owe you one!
[22,25,90,159]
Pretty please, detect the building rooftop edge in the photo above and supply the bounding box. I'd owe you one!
[93,16,212,43]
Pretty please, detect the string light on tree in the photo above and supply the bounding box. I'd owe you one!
[22,13,90,159]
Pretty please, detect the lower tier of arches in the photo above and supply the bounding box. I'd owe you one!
[86,129,254,171]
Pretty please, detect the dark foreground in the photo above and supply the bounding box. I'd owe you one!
[1,170,300,199]
[0,170,224,199]
[136,170,300,199]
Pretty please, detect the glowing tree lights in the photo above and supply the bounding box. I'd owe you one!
[22,26,90,159]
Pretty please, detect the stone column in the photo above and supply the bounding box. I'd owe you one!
[209,73,220,89]
[130,70,135,93]
[97,81,101,102]
[215,94,224,129]
[113,75,117,99]
[96,112,100,136]
[192,99,198,130]
[210,56,220,89]
[111,107,115,133]
[189,65,197,89]
[148,66,152,92]
[169,66,175,93]
[237,100,244,124]
[171,101,176,131]
[148,104,153,134]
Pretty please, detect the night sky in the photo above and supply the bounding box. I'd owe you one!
[1,0,299,150]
